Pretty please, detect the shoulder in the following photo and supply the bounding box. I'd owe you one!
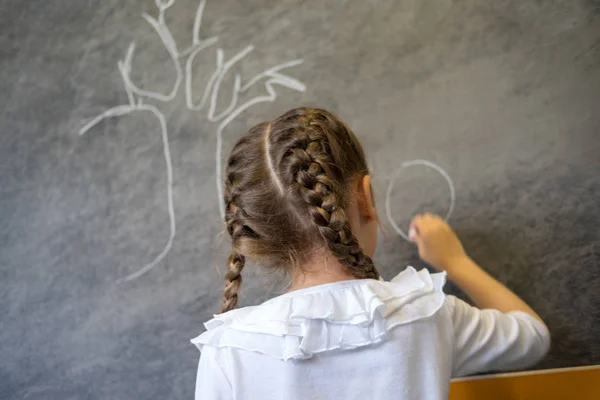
[192,267,448,361]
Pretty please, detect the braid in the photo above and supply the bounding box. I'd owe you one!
[220,197,246,313]
[220,190,257,312]
[278,111,380,280]
[220,147,255,313]
[220,248,245,313]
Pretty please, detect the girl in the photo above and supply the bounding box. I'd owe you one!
[192,108,550,400]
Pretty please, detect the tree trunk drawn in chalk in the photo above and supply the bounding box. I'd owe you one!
[79,0,306,283]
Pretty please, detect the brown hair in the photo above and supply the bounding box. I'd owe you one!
[220,107,380,313]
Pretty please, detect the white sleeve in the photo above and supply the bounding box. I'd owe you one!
[195,346,233,400]
[447,295,551,377]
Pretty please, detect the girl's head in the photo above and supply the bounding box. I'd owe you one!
[221,107,379,312]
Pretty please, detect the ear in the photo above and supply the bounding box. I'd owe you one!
[359,175,377,222]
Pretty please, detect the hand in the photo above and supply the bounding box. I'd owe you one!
[409,213,467,272]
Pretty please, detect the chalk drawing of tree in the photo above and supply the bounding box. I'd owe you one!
[80,0,305,282]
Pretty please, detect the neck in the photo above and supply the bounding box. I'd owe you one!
[288,250,357,292]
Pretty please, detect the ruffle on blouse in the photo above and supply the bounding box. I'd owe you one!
[191,267,447,361]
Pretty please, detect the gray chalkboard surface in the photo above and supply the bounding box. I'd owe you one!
[1,0,599,398]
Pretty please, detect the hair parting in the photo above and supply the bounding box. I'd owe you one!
[263,123,285,196]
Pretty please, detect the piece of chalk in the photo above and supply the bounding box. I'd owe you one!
[408,227,417,241]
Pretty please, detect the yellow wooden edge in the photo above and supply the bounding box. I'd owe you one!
[449,364,600,400]
[451,364,600,382]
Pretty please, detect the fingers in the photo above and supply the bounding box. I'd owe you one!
[409,213,442,243]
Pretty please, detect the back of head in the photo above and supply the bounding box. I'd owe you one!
[221,107,380,312]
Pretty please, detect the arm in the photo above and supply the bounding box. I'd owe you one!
[409,213,543,322]
[410,214,550,376]
[444,256,543,322]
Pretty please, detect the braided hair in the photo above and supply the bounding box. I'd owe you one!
[220,108,379,313]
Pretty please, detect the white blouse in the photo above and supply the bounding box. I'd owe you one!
[192,267,550,400]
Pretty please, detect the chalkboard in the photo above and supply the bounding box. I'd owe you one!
[1,0,599,399]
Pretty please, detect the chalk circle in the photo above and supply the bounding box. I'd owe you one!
[385,159,455,241]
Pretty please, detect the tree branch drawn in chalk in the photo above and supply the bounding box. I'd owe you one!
[385,160,456,241]
[79,0,305,283]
